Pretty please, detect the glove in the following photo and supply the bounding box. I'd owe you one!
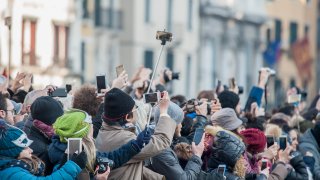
[70,151,87,169]
[133,128,153,149]
[58,153,68,169]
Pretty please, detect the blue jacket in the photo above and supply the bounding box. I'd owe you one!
[0,159,80,180]
[48,135,141,169]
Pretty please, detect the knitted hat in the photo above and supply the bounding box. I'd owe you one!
[154,101,184,124]
[240,128,266,154]
[31,96,64,125]
[53,109,92,143]
[218,91,240,110]
[0,120,33,158]
[103,88,135,121]
[211,108,243,131]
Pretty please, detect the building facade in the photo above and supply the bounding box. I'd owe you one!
[199,0,267,100]
[0,0,77,87]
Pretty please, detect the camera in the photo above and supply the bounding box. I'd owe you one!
[97,157,114,174]
[171,72,180,80]
[143,92,164,104]
[156,31,173,42]
[185,99,212,115]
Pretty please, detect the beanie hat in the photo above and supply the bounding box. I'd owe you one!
[31,96,64,125]
[211,108,243,131]
[240,128,266,154]
[218,91,240,110]
[154,101,184,125]
[0,120,33,158]
[103,88,135,121]
[53,109,92,143]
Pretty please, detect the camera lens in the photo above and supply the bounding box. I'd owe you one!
[172,72,180,80]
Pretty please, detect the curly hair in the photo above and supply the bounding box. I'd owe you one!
[73,84,102,116]
[233,155,246,178]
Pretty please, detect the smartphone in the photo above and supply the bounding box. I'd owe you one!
[49,88,67,97]
[288,94,301,104]
[96,75,106,93]
[67,138,82,160]
[279,136,287,150]
[193,128,204,145]
[229,78,236,89]
[66,84,72,93]
[116,65,125,77]
[156,31,173,42]
[215,80,221,94]
[266,136,275,148]
[261,159,268,170]
[143,92,160,104]
[217,164,226,176]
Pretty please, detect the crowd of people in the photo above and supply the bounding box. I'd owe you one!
[0,67,319,180]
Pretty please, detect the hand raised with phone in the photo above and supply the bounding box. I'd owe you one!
[192,133,205,158]
[158,91,170,114]
[112,71,128,89]
[211,99,222,114]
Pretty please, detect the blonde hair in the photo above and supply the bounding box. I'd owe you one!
[233,155,246,178]
[82,135,97,173]
[265,124,282,138]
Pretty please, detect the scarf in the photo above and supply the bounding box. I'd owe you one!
[33,120,55,139]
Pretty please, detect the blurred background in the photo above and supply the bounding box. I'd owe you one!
[0,0,319,107]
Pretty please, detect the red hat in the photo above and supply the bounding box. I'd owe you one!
[240,128,266,154]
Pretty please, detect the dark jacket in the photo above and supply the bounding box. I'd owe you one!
[244,86,264,112]
[92,104,104,138]
[285,154,309,180]
[48,135,142,169]
[150,148,202,180]
[299,129,320,179]
[26,126,53,175]
[186,115,207,143]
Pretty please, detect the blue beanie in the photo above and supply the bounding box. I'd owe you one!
[0,120,33,158]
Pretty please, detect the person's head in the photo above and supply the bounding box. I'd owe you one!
[245,113,267,131]
[197,90,216,102]
[22,90,47,114]
[289,129,299,151]
[265,124,282,138]
[154,101,184,137]
[31,96,64,126]
[0,94,15,125]
[53,109,96,172]
[0,120,33,159]
[218,90,241,114]
[103,88,137,126]
[270,113,290,133]
[240,128,266,154]
[73,84,102,116]
[211,108,243,134]
[170,95,187,108]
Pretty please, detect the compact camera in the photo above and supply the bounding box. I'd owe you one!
[97,157,114,174]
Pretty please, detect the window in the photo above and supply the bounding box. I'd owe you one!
[290,22,298,45]
[304,25,309,36]
[167,0,173,31]
[107,0,114,28]
[266,28,271,44]
[186,55,191,96]
[275,19,282,41]
[53,24,69,67]
[21,19,37,65]
[82,0,89,18]
[145,0,151,23]
[187,0,193,31]
[95,0,101,26]
[144,50,153,69]
[166,50,174,70]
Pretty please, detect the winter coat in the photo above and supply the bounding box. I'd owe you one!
[95,115,176,180]
[299,129,320,179]
[285,154,309,180]
[92,103,104,138]
[48,135,142,169]
[0,158,81,180]
[244,86,264,112]
[185,115,207,143]
[26,126,53,175]
[150,148,202,180]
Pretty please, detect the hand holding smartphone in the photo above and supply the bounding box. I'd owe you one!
[67,138,82,160]
[193,128,204,145]
[279,136,287,150]
[116,65,125,77]
[217,164,226,177]
[96,75,107,94]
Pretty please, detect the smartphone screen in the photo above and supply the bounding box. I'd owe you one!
[288,94,301,104]
[193,128,204,145]
[266,136,275,148]
[261,160,267,170]
[279,136,287,150]
[217,165,226,176]
[67,138,82,160]
[50,88,67,97]
[116,65,125,77]
[143,92,159,104]
[96,75,106,93]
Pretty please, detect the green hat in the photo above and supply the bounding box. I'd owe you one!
[53,109,92,143]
